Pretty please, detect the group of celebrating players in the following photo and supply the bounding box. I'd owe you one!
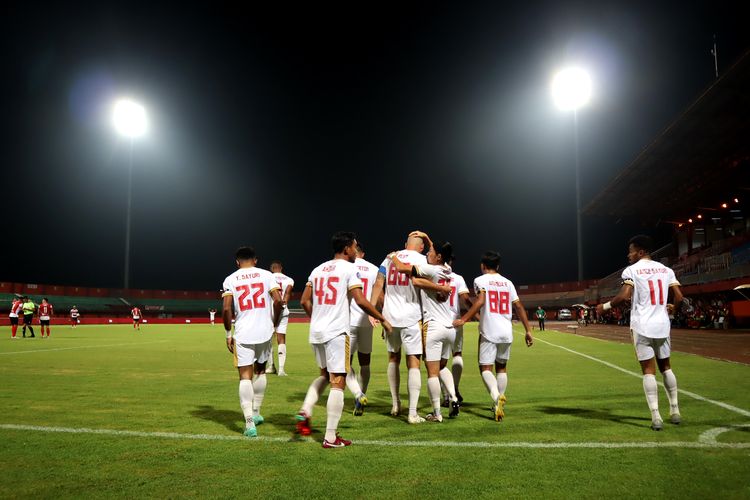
[222,230,529,447]
[222,229,686,448]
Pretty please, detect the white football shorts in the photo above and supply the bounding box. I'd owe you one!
[386,322,423,356]
[275,314,289,334]
[631,331,671,361]
[234,339,272,368]
[423,321,455,362]
[478,335,511,365]
[349,324,373,355]
[312,333,350,374]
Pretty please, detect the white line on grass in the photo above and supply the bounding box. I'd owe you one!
[0,340,169,355]
[1,424,749,449]
[536,337,750,418]
[698,424,750,444]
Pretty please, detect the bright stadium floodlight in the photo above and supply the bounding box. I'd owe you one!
[551,67,591,112]
[550,66,593,281]
[112,99,148,138]
[111,98,148,289]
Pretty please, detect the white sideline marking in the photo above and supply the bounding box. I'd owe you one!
[1,424,749,449]
[536,338,750,418]
[0,340,169,356]
[698,424,750,444]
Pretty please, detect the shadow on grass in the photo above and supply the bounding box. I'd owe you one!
[538,405,650,427]
[190,405,242,433]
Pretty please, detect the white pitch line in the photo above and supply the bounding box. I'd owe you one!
[1,424,749,449]
[536,337,750,418]
[0,340,169,355]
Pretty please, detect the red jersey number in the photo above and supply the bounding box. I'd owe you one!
[488,290,510,314]
[314,277,339,305]
[236,283,266,312]
[387,265,409,286]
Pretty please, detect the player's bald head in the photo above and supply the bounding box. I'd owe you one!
[270,261,283,272]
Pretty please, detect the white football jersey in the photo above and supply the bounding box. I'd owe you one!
[350,257,379,327]
[380,250,427,327]
[448,272,470,319]
[415,262,454,327]
[272,272,295,317]
[622,258,680,339]
[474,272,519,343]
[222,267,280,344]
[307,259,363,343]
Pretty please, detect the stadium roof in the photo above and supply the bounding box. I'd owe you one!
[583,50,750,222]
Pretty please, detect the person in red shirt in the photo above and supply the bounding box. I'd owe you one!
[38,298,54,338]
[9,296,23,339]
[131,306,142,330]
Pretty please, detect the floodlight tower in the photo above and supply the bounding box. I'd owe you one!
[112,99,148,289]
[551,67,591,282]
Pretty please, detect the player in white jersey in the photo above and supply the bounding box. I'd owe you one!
[268,261,295,376]
[208,308,217,325]
[596,235,684,430]
[391,241,459,422]
[221,246,283,438]
[371,230,448,423]
[443,261,471,406]
[454,251,534,422]
[297,232,392,448]
[347,244,380,416]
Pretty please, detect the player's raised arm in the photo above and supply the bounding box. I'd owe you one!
[596,280,634,315]
[350,287,392,334]
[221,293,234,353]
[270,288,284,326]
[513,299,534,347]
[369,272,385,310]
[454,290,485,327]
[300,283,313,317]
[412,277,451,295]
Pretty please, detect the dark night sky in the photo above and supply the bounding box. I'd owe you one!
[1,2,747,291]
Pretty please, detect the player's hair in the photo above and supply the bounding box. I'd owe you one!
[235,246,257,261]
[481,251,501,271]
[433,241,453,264]
[42,297,48,302]
[331,231,357,254]
[270,260,282,270]
[356,243,364,254]
[628,234,654,253]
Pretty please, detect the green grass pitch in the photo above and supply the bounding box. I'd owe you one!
[1,323,749,498]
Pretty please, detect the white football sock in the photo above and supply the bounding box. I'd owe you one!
[301,375,328,417]
[451,355,463,392]
[439,367,457,401]
[643,374,661,419]
[324,388,344,443]
[482,370,500,403]
[360,364,371,394]
[407,367,421,417]
[278,344,286,371]
[496,372,508,397]
[238,379,254,428]
[427,376,442,415]
[346,368,364,399]
[252,374,266,416]
[662,369,679,413]
[388,362,400,407]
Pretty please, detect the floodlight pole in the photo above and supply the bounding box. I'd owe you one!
[573,110,583,282]
[124,138,133,289]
